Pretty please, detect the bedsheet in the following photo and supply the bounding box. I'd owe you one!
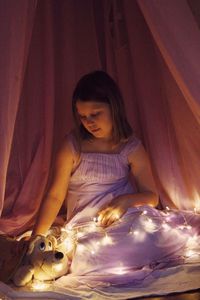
[1,206,200,299]
[0,263,200,300]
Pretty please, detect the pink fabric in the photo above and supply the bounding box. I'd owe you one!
[0,0,200,235]
[137,0,200,208]
[59,206,200,286]
[0,0,37,210]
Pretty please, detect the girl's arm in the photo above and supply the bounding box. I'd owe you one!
[98,144,159,227]
[32,139,74,237]
[127,143,158,207]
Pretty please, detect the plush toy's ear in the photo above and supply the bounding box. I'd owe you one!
[13,265,34,287]
[46,235,57,249]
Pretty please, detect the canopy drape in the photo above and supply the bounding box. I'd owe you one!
[0,0,200,235]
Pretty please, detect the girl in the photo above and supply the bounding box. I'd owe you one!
[32,70,158,236]
[31,71,200,285]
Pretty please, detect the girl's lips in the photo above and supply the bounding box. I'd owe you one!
[90,128,100,132]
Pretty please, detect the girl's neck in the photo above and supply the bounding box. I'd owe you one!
[81,136,121,153]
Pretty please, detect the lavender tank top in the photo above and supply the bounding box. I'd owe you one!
[66,132,141,225]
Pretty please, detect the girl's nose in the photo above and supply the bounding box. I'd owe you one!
[85,116,94,124]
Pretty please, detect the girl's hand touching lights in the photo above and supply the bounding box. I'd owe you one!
[97,196,131,227]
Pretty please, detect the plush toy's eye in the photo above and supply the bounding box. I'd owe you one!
[39,241,46,251]
[48,241,52,247]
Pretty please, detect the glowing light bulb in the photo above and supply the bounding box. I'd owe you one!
[194,205,200,214]
[76,244,85,253]
[130,230,146,242]
[193,192,200,213]
[65,224,73,231]
[31,281,50,290]
[77,231,85,238]
[87,223,97,233]
[178,225,185,230]
[185,249,196,258]
[93,216,98,222]
[187,235,198,248]
[116,268,125,275]
[142,218,157,232]
[162,222,170,231]
[63,237,74,252]
[186,225,192,230]
[61,227,67,232]
[133,230,139,236]
[115,213,120,219]
[111,264,127,275]
[101,234,113,245]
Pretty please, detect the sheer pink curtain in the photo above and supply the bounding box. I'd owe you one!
[0,0,200,235]
[0,0,37,231]
[137,0,200,209]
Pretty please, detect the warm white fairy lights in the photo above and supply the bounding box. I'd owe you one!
[31,280,50,290]
[60,207,199,263]
[30,206,200,289]
[93,216,98,222]
[162,222,171,231]
[101,233,113,245]
[115,213,120,220]
[193,191,200,213]
[132,230,139,236]
[76,243,85,254]
[112,266,127,275]
[194,205,200,214]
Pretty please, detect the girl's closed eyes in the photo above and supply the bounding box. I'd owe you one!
[79,112,101,121]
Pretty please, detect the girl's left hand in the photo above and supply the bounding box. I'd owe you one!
[97,195,131,227]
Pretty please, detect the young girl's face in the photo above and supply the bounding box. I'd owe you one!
[76,100,113,139]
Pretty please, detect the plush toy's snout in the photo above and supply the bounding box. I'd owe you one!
[55,251,64,260]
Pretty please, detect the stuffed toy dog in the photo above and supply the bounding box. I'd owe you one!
[13,235,70,287]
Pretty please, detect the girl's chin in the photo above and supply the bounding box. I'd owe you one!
[87,128,112,139]
[92,132,112,140]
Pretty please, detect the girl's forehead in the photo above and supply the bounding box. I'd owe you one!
[76,101,109,111]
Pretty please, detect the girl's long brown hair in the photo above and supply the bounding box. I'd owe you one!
[72,70,133,145]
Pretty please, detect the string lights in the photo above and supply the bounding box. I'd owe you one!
[58,206,200,262]
[30,206,200,289]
